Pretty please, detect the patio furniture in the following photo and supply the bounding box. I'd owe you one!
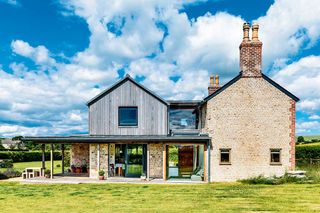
[191,168,204,181]
[22,167,44,179]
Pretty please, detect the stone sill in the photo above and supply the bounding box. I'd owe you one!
[270,163,282,166]
[219,162,231,165]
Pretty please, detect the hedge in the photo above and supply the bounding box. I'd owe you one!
[296,143,320,159]
[0,151,70,163]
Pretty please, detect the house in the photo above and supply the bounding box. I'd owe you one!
[1,138,24,150]
[23,23,299,182]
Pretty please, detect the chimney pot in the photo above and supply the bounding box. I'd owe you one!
[243,23,250,42]
[210,75,215,86]
[215,75,219,86]
[252,23,259,41]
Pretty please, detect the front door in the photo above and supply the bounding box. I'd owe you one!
[178,146,194,177]
[125,144,147,177]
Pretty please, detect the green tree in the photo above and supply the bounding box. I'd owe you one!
[297,136,305,143]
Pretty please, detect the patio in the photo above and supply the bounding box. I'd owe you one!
[19,175,205,184]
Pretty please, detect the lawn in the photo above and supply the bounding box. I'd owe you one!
[0,160,63,173]
[0,182,319,212]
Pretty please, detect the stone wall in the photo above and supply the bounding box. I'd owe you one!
[89,144,109,179]
[149,143,163,179]
[70,144,89,167]
[202,77,294,182]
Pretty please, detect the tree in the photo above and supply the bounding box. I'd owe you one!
[297,136,305,143]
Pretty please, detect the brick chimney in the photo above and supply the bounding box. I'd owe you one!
[208,75,220,95]
[239,23,262,77]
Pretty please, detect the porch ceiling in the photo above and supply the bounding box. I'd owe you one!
[22,135,211,144]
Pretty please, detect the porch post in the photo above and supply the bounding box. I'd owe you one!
[203,144,207,182]
[97,144,100,172]
[61,144,65,174]
[207,140,211,182]
[147,143,150,181]
[50,144,54,179]
[163,143,167,181]
[41,144,45,173]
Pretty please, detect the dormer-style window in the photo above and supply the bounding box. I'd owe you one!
[119,107,138,126]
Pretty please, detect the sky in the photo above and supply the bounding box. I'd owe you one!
[0,0,319,137]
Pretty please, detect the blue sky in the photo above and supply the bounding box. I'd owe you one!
[0,0,319,137]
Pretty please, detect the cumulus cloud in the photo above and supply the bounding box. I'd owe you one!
[11,40,56,67]
[1,0,320,136]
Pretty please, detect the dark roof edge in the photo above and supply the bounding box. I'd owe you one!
[21,135,211,144]
[199,74,242,107]
[262,74,300,102]
[86,75,169,106]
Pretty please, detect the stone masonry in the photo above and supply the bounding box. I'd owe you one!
[202,77,293,181]
[89,144,108,178]
[70,144,89,167]
[149,143,163,178]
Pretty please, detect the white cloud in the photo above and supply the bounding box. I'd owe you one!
[309,115,320,120]
[257,0,320,69]
[272,55,320,113]
[11,40,56,66]
[0,0,21,7]
[2,0,320,136]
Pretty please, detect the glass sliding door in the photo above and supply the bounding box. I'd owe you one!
[125,144,147,177]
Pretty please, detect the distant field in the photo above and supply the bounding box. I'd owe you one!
[296,135,320,141]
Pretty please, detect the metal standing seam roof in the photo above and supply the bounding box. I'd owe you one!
[86,74,169,106]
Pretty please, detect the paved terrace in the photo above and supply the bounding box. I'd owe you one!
[4,176,205,185]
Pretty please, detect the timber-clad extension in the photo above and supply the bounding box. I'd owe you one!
[23,23,299,182]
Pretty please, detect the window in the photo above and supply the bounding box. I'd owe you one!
[169,108,196,129]
[119,107,138,126]
[220,148,231,165]
[270,149,281,165]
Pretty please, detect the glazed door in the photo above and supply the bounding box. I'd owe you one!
[125,144,146,177]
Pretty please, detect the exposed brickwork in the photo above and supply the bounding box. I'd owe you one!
[70,144,89,167]
[149,143,163,178]
[202,78,293,181]
[240,41,262,77]
[289,100,296,170]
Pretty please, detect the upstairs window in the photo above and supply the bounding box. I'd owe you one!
[169,108,196,129]
[270,149,281,165]
[220,148,231,165]
[119,107,138,126]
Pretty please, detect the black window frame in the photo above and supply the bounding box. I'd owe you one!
[270,148,281,165]
[118,106,138,127]
[219,148,231,165]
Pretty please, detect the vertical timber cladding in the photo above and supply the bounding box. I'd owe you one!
[89,80,168,135]
[149,143,163,179]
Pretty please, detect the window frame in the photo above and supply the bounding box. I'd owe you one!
[270,148,282,165]
[219,148,231,165]
[118,106,138,127]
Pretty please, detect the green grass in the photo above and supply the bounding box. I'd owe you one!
[297,142,320,147]
[0,160,63,173]
[0,182,319,212]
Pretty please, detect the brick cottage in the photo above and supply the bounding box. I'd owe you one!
[23,23,299,182]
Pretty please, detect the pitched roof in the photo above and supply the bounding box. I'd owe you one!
[87,74,169,106]
[199,73,299,107]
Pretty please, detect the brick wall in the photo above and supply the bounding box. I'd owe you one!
[149,143,163,179]
[202,77,294,181]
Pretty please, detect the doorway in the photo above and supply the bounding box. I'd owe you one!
[111,144,147,178]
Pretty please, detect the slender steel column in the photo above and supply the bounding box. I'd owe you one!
[61,144,65,174]
[50,144,54,179]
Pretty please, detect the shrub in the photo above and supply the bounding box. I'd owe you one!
[56,164,61,168]
[0,159,13,168]
[0,151,69,162]
[64,151,70,167]
[98,170,105,176]
[0,169,22,179]
[297,136,305,143]
[240,174,315,185]
[296,143,320,159]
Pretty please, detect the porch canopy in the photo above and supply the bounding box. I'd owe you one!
[22,134,211,181]
[22,134,211,144]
